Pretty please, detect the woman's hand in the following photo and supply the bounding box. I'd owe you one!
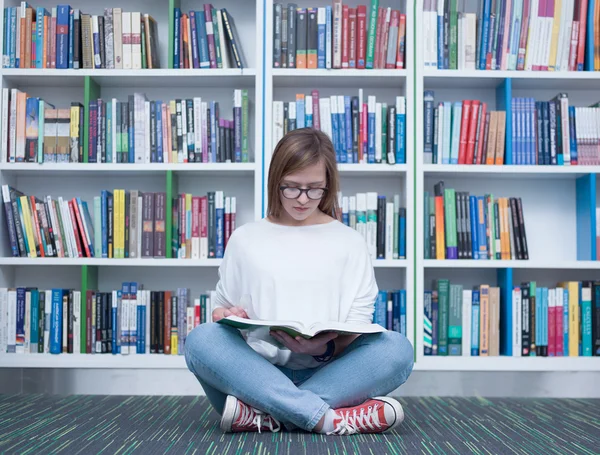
[270,330,338,356]
[212,306,249,322]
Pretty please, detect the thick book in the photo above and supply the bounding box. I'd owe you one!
[217,315,386,339]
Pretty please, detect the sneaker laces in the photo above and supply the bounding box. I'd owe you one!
[327,403,384,435]
[237,402,282,433]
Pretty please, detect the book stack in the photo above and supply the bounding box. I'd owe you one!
[0,88,83,163]
[87,91,250,164]
[2,5,160,69]
[336,191,406,260]
[373,289,407,336]
[0,284,219,355]
[1,185,237,260]
[423,91,506,164]
[423,279,600,357]
[273,90,406,164]
[422,0,594,72]
[424,181,529,260]
[173,6,246,69]
[273,1,406,70]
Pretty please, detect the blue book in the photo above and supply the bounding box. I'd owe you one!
[400,290,407,337]
[469,195,479,259]
[399,208,406,259]
[50,289,63,354]
[331,105,341,162]
[12,7,18,68]
[196,11,210,68]
[476,196,487,259]
[56,5,71,69]
[35,8,46,68]
[68,8,74,68]
[156,101,163,163]
[396,98,406,164]
[215,193,224,258]
[296,97,305,129]
[437,11,444,69]
[139,295,146,354]
[471,290,480,356]
[30,289,39,352]
[116,290,122,353]
[479,0,491,70]
[392,291,400,333]
[325,6,332,68]
[173,8,181,68]
[15,288,25,352]
[368,103,375,163]
[344,96,353,163]
[568,106,577,164]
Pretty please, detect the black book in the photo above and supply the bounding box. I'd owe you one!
[376,195,386,259]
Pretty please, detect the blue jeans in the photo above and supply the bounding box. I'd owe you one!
[184,322,414,432]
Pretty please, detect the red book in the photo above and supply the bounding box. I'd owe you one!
[356,5,367,69]
[465,100,480,164]
[386,10,400,68]
[348,8,357,68]
[67,200,84,257]
[374,7,384,68]
[556,296,564,356]
[576,0,589,70]
[548,295,556,357]
[396,14,406,69]
[342,4,349,68]
[224,199,231,249]
[192,196,201,258]
[476,102,487,164]
[361,103,368,162]
[458,100,472,164]
[379,8,391,70]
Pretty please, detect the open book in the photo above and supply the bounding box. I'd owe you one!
[217,315,386,339]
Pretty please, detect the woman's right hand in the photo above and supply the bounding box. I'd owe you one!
[212,306,250,322]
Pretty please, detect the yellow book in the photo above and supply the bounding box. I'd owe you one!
[171,330,178,355]
[70,105,80,162]
[559,281,580,356]
[19,196,37,258]
[548,0,562,70]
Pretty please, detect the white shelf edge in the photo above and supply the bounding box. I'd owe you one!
[0,354,188,369]
[337,163,408,173]
[422,164,600,174]
[414,356,600,372]
[423,69,600,80]
[372,259,407,268]
[272,68,407,77]
[0,163,256,172]
[1,68,257,77]
[423,260,600,269]
[0,258,223,267]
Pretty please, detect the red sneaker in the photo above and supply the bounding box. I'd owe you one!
[327,397,404,435]
[220,395,282,433]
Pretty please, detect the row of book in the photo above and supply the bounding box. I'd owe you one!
[173,6,246,69]
[335,192,406,261]
[2,185,237,260]
[2,5,160,69]
[422,0,593,72]
[0,285,219,355]
[273,91,406,164]
[372,289,407,336]
[424,182,529,260]
[1,88,251,164]
[424,280,600,357]
[273,1,406,70]
[423,91,506,165]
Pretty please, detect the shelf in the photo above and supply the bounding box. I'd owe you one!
[372,259,407,268]
[415,356,600,372]
[272,68,407,88]
[0,162,256,177]
[0,353,188,369]
[2,68,257,88]
[423,69,600,89]
[0,258,223,267]
[338,163,408,175]
[423,260,600,269]
[422,164,599,179]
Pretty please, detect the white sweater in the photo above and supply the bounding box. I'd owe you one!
[212,217,379,369]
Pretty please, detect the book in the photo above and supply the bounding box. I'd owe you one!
[217,315,386,339]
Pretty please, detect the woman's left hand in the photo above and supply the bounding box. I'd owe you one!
[269,330,338,356]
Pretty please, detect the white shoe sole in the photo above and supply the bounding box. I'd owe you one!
[220,395,239,433]
[372,396,405,432]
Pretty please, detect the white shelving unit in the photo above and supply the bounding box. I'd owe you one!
[414,0,600,376]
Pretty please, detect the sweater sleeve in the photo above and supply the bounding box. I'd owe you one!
[345,240,379,325]
[212,231,240,310]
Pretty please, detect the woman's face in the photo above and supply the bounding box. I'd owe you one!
[278,160,328,226]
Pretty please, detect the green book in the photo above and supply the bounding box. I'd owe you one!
[365,0,379,69]
[449,0,458,69]
[448,284,463,355]
[437,279,450,356]
[444,188,458,259]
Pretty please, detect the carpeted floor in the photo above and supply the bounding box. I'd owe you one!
[0,395,598,455]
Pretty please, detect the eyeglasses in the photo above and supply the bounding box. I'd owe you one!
[279,186,328,200]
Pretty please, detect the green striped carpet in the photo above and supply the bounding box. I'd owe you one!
[0,395,598,454]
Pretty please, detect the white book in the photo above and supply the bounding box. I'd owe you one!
[131,12,142,69]
[0,288,7,353]
[7,290,17,353]
[129,286,137,354]
[375,102,382,162]
[1,88,9,163]
[288,102,297,134]
[393,195,400,258]
[462,289,472,356]
[356,193,367,242]
[525,0,539,71]
[122,11,132,69]
[272,101,284,147]
[385,201,394,259]
[319,98,332,140]
[366,192,378,259]
[332,0,342,68]
[436,102,444,164]
[43,290,51,353]
[73,291,81,354]
[180,100,188,163]
[305,95,312,120]
[554,0,568,71]
[113,8,123,69]
[465,13,476,70]
[457,11,463,70]
[342,195,349,223]
[135,93,147,164]
[10,88,19,162]
[57,197,73,258]
[220,315,385,338]
[513,288,522,357]
[120,288,129,355]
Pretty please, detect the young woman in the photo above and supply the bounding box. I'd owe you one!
[184,128,414,435]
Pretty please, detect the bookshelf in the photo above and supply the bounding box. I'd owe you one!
[0,0,598,397]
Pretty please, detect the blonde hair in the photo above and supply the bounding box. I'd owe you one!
[267,128,340,219]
